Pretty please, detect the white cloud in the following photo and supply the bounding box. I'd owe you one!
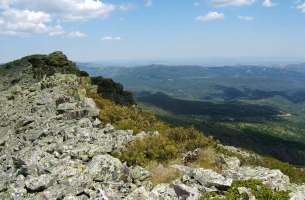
[101,36,122,41]
[48,26,86,38]
[196,12,224,22]
[48,25,66,36]
[67,31,87,38]
[144,0,153,7]
[297,2,305,12]
[211,0,255,7]
[262,0,276,7]
[0,0,10,9]
[238,15,255,21]
[0,9,52,35]
[0,0,115,36]
[11,0,115,21]
[118,3,135,11]
[0,9,86,37]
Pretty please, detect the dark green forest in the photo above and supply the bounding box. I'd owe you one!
[79,63,305,166]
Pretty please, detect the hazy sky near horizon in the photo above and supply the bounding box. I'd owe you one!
[1,0,305,63]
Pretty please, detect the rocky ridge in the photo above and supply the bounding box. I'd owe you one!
[0,53,304,200]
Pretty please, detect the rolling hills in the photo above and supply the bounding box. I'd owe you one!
[79,63,305,166]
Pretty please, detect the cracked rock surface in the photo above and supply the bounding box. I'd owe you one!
[0,55,304,200]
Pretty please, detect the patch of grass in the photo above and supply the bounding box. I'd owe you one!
[148,164,182,185]
[119,136,179,166]
[253,156,305,184]
[88,91,217,166]
[192,147,222,171]
[219,147,305,184]
[201,180,290,200]
[88,90,305,184]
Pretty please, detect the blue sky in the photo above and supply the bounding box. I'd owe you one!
[0,0,305,64]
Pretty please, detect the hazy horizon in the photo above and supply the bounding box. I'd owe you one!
[77,56,305,67]
[2,54,305,67]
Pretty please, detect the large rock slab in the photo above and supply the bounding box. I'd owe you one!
[25,174,53,192]
[87,154,125,182]
[172,165,232,190]
[223,166,290,191]
[149,183,200,200]
[289,185,305,200]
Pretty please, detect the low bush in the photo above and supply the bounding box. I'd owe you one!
[120,136,179,166]
[88,90,305,184]
[88,91,216,166]
[201,180,290,200]
[219,147,305,184]
[91,76,135,106]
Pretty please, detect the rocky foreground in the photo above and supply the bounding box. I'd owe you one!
[0,53,304,199]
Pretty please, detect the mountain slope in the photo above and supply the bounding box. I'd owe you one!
[0,53,304,199]
[78,64,305,166]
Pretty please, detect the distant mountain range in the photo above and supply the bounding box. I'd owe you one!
[79,63,305,165]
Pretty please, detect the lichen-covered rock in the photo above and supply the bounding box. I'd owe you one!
[189,168,233,189]
[221,155,241,170]
[149,184,178,200]
[173,165,232,190]
[125,186,150,200]
[170,184,200,200]
[0,72,142,199]
[289,185,305,200]
[7,175,27,200]
[223,166,290,191]
[87,154,124,182]
[1,53,304,200]
[130,166,151,182]
[25,174,53,192]
[57,102,78,112]
[149,183,200,200]
[238,187,256,200]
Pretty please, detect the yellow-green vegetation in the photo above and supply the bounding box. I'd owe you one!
[220,147,305,184]
[201,180,290,200]
[192,147,222,171]
[88,91,217,166]
[25,51,81,80]
[252,156,305,184]
[119,135,179,165]
[91,76,135,106]
[88,90,305,184]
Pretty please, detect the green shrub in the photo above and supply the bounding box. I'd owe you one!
[201,180,290,200]
[219,147,305,184]
[257,157,305,184]
[88,91,216,166]
[25,51,80,80]
[91,76,135,106]
[88,89,304,184]
[120,136,179,166]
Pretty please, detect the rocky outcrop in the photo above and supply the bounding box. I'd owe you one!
[223,166,290,191]
[0,73,141,199]
[289,185,305,200]
[0,53,304,199]
[149,183,200,200]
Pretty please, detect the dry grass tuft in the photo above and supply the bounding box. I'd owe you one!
[191,147,222,171]
[148,163,182,185]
